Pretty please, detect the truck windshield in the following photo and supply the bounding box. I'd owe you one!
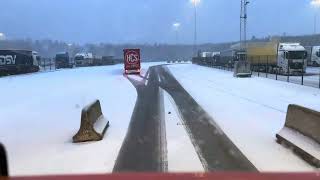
[75,56,84,60]
[287,51,307,59]
[56,55,68,59]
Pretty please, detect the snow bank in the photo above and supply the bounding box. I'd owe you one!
[168,64,320,172]
[0,63,163,176]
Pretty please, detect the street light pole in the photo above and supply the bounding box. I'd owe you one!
[194,2,197,57]
[176,30,179,44]
[314,14,317,34]
[173,23,181,45]
[311,1,320,34]
[191,0,200,57]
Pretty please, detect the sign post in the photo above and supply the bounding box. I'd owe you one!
[124,49,141,74]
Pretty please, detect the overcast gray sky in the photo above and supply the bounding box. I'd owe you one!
[0,0,318,44]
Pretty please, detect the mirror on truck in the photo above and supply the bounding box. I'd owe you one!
[304,51,308,59]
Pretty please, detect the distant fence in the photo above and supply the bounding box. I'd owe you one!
[192,56,320,89]
[39,58,56,71]
[38,58,123,72]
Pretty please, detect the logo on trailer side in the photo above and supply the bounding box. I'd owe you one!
[126,51,139,64]
[0,55,16,65]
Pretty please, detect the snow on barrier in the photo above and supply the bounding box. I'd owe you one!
[73,100,110,143]
[276,104,320,168]
[233,61,252,78]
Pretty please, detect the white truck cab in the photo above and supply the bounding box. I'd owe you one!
[311,46,320,66]
[75,53,93,66]
[277,43,307,74]
[32,51,40,66]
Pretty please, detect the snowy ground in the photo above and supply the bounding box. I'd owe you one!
[168,64,320,172]
[0,62,163,176]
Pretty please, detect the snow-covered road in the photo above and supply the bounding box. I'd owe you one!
[168,64,320,172]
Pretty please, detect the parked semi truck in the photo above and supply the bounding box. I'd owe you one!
[200,52,220,58]
[305,46,320,66]
[247,42,307,74]
[0,49,40,76]
[55,52,73,69]
[197,51,221,66]
[219,49,246,68]
[75,53,93,67]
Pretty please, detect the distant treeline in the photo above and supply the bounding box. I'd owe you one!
[1,34,320,61]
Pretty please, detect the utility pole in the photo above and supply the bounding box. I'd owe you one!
[176,30,178,44]
[240,0,249,59]
[193,2,198,57]
[234,0,252,78]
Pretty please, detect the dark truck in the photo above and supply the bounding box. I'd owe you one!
[87,56,116,66]
[0,49,40,76]
[55,52,72,69]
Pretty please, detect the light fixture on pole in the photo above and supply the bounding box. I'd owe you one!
[191,0,200,57]
[0,33,6,41]
[311,0,320,7]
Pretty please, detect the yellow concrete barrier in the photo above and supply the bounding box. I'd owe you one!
[73,100,109,143]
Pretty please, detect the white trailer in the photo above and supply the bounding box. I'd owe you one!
[200,52,220,58]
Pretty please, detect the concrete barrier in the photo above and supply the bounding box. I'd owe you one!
[233,61,252,78]
[73,100,110,143]
[276,104,320,168]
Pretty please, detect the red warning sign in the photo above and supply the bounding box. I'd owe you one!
[124,49,141,74]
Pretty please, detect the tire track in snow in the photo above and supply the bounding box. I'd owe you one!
[113,67,167,172]
[157,65,257,172]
